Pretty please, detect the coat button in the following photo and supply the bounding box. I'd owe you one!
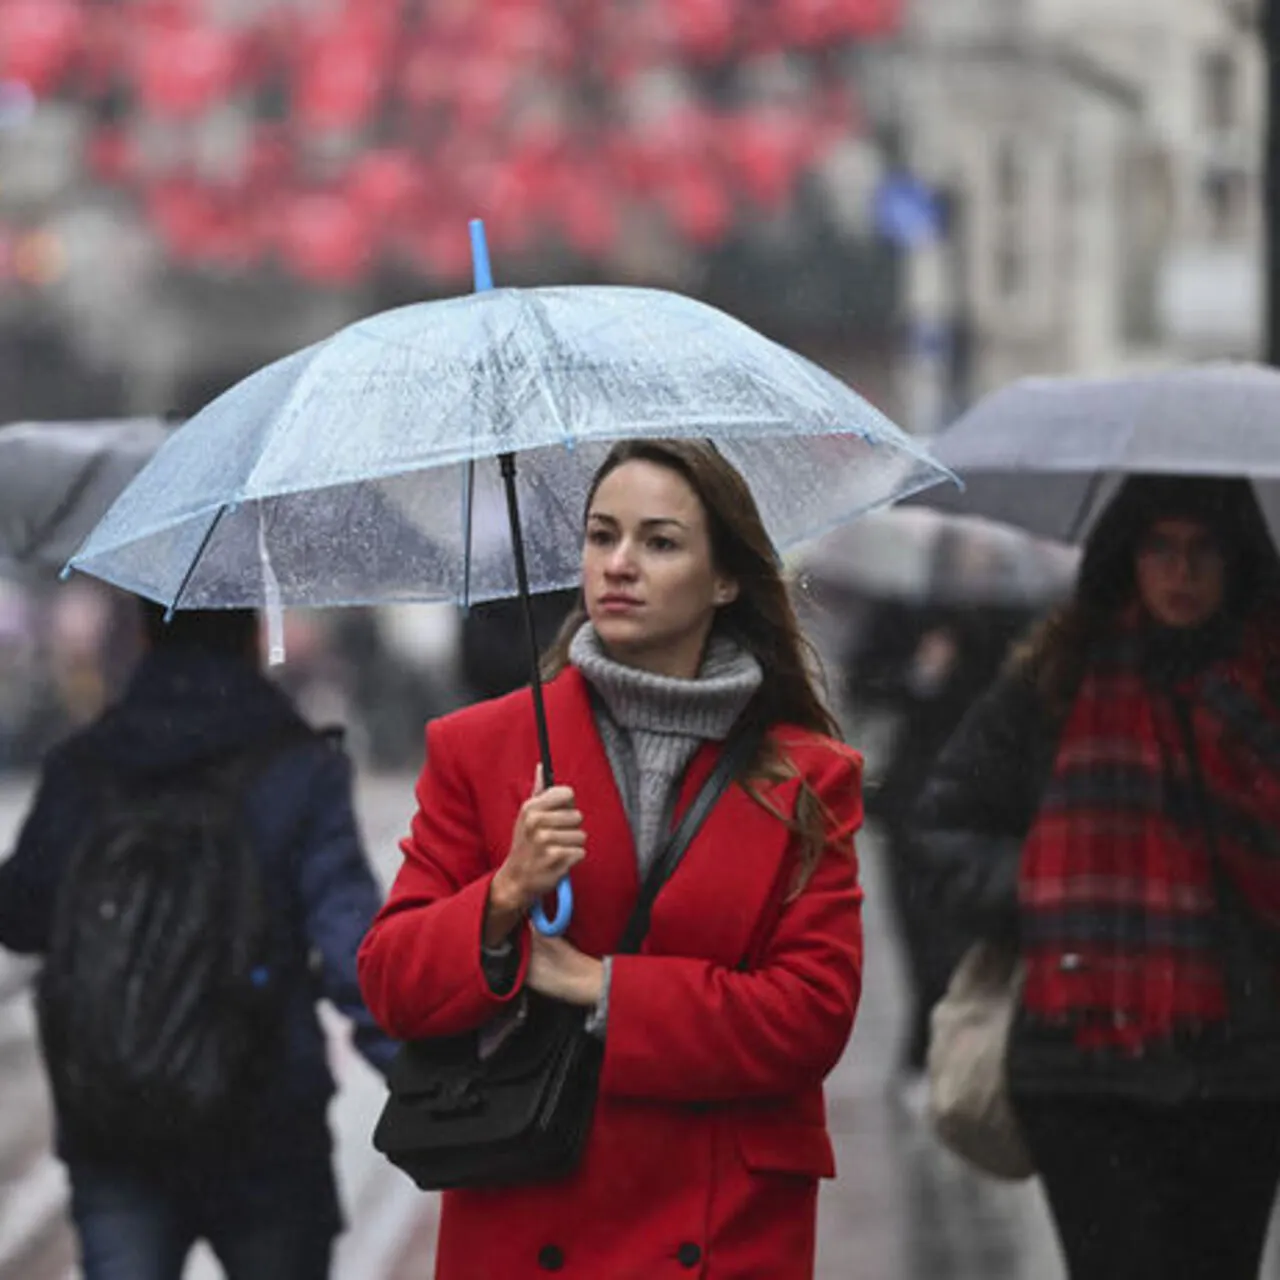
[537,1244,565,1271]
[677,1242,702,1268]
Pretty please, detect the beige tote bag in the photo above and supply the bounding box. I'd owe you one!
[926,941,1035,1181]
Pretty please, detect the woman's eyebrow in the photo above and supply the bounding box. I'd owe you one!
[586,513,689,531]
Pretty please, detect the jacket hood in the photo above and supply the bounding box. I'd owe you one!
[64,648,307,777]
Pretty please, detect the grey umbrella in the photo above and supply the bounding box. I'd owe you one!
[0,418,170,576]
[794,506,1077,608]
[916,364,1280,542]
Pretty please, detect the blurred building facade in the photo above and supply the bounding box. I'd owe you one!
[0,1,1266,429]
[882,0,1263,414]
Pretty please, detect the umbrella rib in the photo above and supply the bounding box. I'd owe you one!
[167,504,228,616]
[520,293,578,446]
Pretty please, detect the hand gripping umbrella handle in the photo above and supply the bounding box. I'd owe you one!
[531,879,574,937]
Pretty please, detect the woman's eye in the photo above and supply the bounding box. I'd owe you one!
[586,528,614,547]
[648,536,677,552]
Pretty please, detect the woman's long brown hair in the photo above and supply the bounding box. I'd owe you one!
[541,438,846,893]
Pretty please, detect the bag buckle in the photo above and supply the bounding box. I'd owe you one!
[426,1077,484,1118]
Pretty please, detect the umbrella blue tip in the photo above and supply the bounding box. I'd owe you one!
[58,563,73,582]
[470,220,494,293]
[163,603,176,624]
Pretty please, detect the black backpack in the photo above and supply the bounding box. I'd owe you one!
[36,730,310,1158]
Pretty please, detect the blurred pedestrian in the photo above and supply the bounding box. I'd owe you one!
[0,601,397,1280]
[458,588,577,702]
[359,438,864,1279]
[848,594,1031,1097]
[914,475,1280,1279]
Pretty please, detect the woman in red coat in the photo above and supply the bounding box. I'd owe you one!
[358,438,864,1279]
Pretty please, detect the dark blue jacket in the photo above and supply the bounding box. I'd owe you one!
[0,647,398,1171]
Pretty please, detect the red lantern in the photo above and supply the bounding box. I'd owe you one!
[450,53,512,133]
[663,167,732,246]
[80,5,127,96]
[347,150,425,226]
[729,112,803,212]
[278,192,373,285]
[554,167,617,259]
[399,40,460,111]
[86,125,137,185]
[243,127,293,194]
[147,180,222,261]
[486,0,573,71]
[405,219,472,282]
[836,0,904,38]
[135,20,240,119]
[0,0,83,95]
[295,35,384,134]
[485,153,548,250]
[661,0,734,63]
[780,0,842,46]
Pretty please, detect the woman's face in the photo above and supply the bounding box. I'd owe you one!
[1134,517,1226,629]
[582,459,738,678]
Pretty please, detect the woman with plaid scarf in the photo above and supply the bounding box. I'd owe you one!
[914,474,1280,1279]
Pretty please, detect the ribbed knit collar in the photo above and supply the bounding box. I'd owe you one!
[568,622,761,741]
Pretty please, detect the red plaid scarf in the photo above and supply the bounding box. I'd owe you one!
[1018,609,1280,1051]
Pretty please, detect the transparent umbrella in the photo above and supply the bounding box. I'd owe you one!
[67,225,953,930]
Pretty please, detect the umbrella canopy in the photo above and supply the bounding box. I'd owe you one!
[916,364,1280,543]
[65,274,953,939]
[67,285,951,610]
[0,418,170,575]
[794,506,1077,609]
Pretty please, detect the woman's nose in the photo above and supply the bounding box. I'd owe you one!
[605,543,638,577]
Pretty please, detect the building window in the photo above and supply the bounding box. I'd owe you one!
[1201,49,1237,132]
[1204,167,1249,239]
[995,241,1025,300]
[995,138,1025,208]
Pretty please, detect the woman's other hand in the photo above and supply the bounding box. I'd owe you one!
[528,934,605,1007]
[484,767,587,945]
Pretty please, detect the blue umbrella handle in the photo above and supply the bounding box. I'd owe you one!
[531,879,574,937]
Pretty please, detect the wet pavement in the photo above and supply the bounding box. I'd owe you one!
[3,766,1280,1278]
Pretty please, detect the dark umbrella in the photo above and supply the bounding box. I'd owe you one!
[0,418,170,576]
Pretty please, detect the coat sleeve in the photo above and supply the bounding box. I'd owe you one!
[357,716,529,1042]
[600,747,863,1103]
[0,752,84,955]
[291,741,400,1075]
[909,669,1047,942]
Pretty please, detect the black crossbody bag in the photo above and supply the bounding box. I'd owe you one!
[373,721,764,1191]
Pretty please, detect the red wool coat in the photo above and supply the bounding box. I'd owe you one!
[358,668,864,1279]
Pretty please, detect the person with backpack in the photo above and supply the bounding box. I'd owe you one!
[0,601,397,1280]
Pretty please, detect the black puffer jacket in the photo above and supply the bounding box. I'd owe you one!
[912,666,1280,1102]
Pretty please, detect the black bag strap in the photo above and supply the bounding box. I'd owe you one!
[615,721,765,956]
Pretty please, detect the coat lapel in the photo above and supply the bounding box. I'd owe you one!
[644,739,799,968]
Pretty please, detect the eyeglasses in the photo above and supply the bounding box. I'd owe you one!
[1136,533,1224,572]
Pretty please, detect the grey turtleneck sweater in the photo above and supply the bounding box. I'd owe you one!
[568,623,762,876]
[568,622,762,1034]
